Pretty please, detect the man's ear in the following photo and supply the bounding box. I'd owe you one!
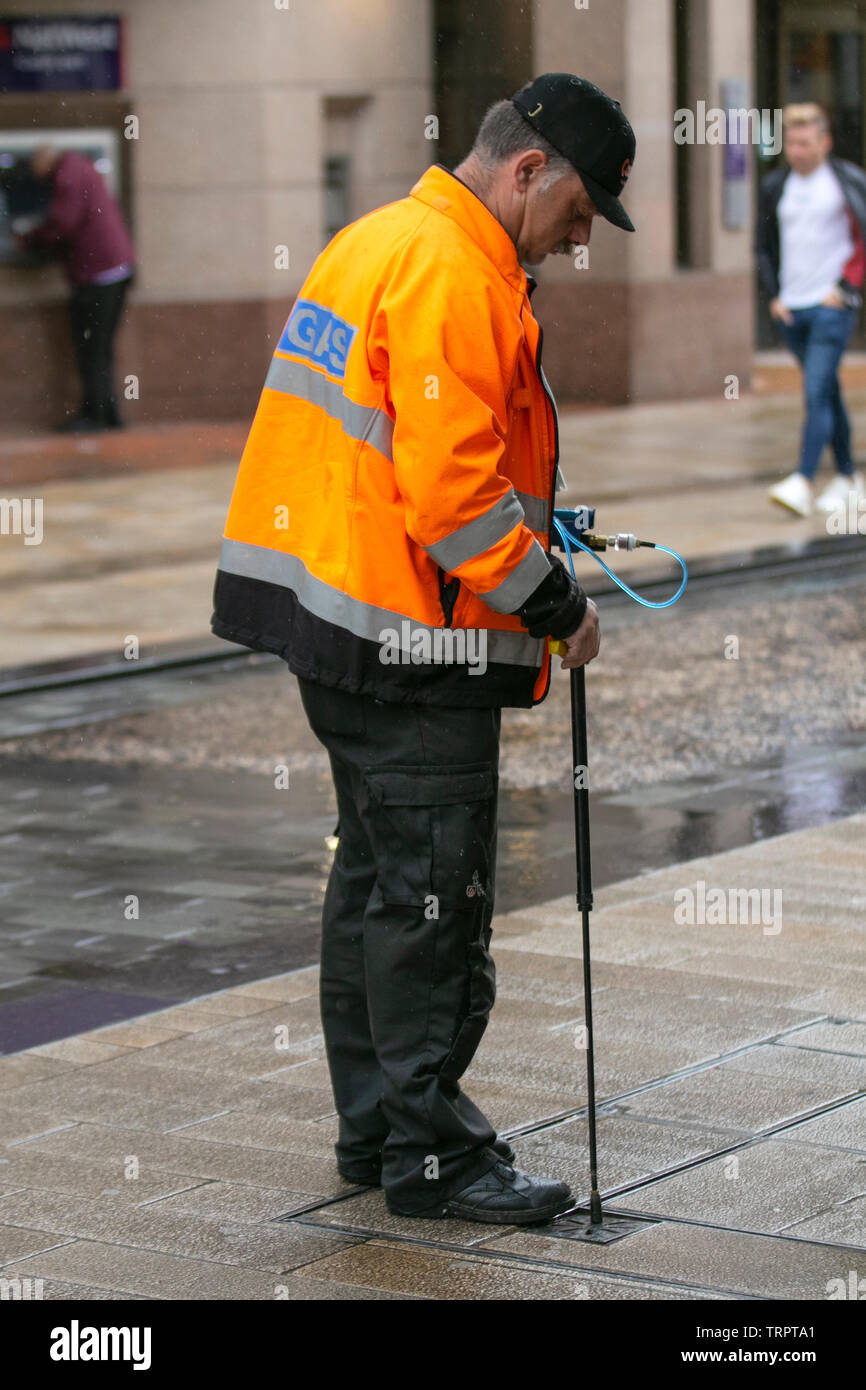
[513,150,546,192]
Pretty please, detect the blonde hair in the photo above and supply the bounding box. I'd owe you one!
[783,103,830,135]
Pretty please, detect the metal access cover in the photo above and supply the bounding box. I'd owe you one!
[539,1208,660,1245]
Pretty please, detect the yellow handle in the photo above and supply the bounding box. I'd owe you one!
[548,639,568,656]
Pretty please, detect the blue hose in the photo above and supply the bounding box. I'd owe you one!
[552,517,688,609]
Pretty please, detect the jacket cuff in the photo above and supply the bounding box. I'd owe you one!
[511,552,588,639]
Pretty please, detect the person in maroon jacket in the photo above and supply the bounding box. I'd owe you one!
[17,146,136,432]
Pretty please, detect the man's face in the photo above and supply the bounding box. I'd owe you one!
[783,124,831,175]
[516,164,597,265]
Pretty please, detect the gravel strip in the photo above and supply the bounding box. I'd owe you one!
[1,585,864,796]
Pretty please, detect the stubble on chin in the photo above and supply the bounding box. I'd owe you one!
[524,240,572,265]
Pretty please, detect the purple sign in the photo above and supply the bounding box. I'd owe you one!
[724,137,747,179]
[0,15,121,92]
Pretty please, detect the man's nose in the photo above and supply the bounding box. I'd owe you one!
[569,219,592,246]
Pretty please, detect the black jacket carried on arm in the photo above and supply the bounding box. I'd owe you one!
[756,155,866,307]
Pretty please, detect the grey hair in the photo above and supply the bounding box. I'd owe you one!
[468,98,574,191]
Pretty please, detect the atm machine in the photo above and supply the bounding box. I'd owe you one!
[0,126,120,266]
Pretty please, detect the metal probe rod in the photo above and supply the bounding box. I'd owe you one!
[570,664,602,1226]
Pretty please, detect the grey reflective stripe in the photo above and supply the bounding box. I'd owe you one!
[477,538,553,613]
[265,357,551,533]
[218,538,545,668]
[425,491,525,571]
[265,354,395,460]
[266,357,551,529]
[515,490,549,531]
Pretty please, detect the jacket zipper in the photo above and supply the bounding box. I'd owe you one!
[534,321,561,552]
[532,319,562,705]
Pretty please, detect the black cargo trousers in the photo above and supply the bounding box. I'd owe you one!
[297,675,504,1214]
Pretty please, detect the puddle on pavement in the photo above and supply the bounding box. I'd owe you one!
[1,733,865,1051]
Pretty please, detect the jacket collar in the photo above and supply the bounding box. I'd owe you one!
[409,164,530,295]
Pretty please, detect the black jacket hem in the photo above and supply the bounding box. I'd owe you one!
[211,569,544,709]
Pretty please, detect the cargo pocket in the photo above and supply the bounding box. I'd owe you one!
[362,763,496,911]
[362,762,498,1084]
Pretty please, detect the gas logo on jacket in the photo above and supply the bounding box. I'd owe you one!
[278,298,358,379]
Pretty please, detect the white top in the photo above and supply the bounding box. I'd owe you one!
[777,162,854,308]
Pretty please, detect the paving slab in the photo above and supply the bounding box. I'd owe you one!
[482,1221,865,1301]
[299,1187,519,1248]
[0,1187,359,1273]
[1,1074,261,1134]
[14,1058,336,1131]
[76,1021,190,1048]
[19,1279,153,1300]
[773,1097,866,1152]
[23,1038,131,1065]
[622,1138,865,1234]
[291,1239,732,1300]
[17,1122,346,1199]
[0,1055,78,1090]
[0,1150,213,1208]
[788,985,866,1021]
[1,1099,79,1149]
[138,1181,315,1224]
[256,1059,334,1089]
[177,1111,339,1158]
[781,1196,866,1246]
[233,971,320,1003]
[620,1047,863,1133]
[620,1066,848,1133]
[508,1115,744,1196]
[4,1238,402,1300]
[778,1022,866,1058]
[724,1042,865,1091]
[0,1225,75,1265]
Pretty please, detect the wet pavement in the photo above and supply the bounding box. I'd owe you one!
[2,734,865,1054]
[0,810,862,1300]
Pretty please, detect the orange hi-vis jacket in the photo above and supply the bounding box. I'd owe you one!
[211,163,567,707]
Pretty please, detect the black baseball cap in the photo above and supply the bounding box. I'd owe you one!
[511,73,636,232]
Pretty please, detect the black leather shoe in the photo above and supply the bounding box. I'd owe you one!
[390,1159,573,1225]
[337,1135,517,1188]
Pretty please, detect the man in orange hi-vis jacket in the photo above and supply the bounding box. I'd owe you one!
[212,74,635,1224]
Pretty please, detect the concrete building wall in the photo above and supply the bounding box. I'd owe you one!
[0,0,433,425]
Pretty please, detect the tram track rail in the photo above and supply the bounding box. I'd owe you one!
[2,535,865,701]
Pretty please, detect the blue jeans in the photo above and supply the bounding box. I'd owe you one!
[779,304,857,480]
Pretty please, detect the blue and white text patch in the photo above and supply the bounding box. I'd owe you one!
[278,298,358,380]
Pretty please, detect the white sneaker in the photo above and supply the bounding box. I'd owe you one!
[814,471,865,514]
[768,471,813,517]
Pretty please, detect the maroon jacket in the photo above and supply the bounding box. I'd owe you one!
[23,151,135,286]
